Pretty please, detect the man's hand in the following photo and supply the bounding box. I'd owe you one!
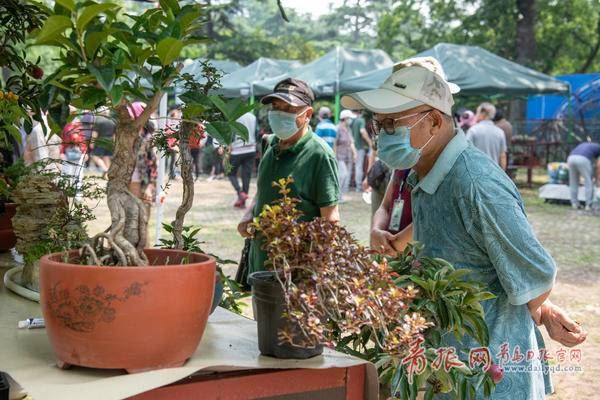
[361,179,370,192]
[370,228,397,256]
[539,301,587,347]
[142,184,154,204]
[237,217,253,238]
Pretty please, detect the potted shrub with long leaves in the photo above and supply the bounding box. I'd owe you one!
[251,177,499,398]
[34,0,253,373]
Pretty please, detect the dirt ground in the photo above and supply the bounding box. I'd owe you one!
[83,168,598,399]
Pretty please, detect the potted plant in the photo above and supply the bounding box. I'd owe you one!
[0,160,28,252]
[8,165,101,294]
[34,1,252,373]
[251,177,499,398]
[249,177,431,359]
[0,0,48,252]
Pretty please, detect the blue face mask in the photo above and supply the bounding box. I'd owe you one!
[377,112,433,170]
[268,109,307,140]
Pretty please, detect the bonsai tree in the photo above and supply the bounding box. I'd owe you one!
[35,0,253,265]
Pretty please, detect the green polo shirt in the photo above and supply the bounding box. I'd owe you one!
[248,128,340,278]
[351,116,369,150]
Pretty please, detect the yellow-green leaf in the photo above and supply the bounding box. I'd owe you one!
[156,37,183,66]
[35,15,72,44]
[76,3,117,35]
[55,0,75,12]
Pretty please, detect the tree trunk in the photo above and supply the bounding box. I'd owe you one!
[511,0,537,124]
[103,104,150,266]
[516,0,536,65]
[171,121,195,250]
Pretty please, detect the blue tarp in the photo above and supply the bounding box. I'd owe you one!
[527,73,600,120]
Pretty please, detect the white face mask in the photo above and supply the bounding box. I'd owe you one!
[268,109,308,139]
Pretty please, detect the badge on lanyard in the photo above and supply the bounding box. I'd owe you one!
[388,179,405,232]
[388,199,404,232]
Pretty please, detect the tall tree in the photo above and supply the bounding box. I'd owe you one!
[516,0,537,65]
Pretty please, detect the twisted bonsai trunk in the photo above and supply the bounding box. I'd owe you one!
[84,92,164,266]
[171,121,195,250]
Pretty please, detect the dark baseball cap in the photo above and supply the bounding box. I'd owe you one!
[261,78,315,107]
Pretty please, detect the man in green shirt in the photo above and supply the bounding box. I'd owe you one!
[237,78,340,277]
[351,111,373,191]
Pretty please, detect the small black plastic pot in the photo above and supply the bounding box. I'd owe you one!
[249,271,323,359]
[0,371,9,400]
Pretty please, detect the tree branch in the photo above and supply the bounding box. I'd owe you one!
[579,17,600,73]
[136,63,185,128]
[277,0,289,22]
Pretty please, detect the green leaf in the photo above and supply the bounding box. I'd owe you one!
[159,0,181,14]
[77,87,107,109]
[230,121,249,141]
[77,4,118,35]
[390,366,403,396]
[88,64,115,92]
[146,56,163,66]
[111,85,123,105]
[424,385,434,400]
[208,96,257,121]
[55,0,75,12]
[84,31,109,58]
[177,8,202,32]
[156,37,184,65]
[179,91,212,107]
[7,125,22,145]
[205,121,236,145]
[399,374,409,399]
[112,49,126,66]
[49,80,73,91]
[35,15,72,44]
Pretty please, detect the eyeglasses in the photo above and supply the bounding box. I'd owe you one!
[373,109,433,134]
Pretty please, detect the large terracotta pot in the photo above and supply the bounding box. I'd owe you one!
[0,202,17,251]
[39,248,215,373]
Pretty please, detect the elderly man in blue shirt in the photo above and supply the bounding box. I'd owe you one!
[343,57,587,399]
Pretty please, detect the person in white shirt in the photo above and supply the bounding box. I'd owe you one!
[23,112,62,174]
[466,102,508,170]
[228,111,257,209]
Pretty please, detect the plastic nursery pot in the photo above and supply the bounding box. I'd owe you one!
[249,271,323,359]
[39,248,215,373]
[0,203,17,252]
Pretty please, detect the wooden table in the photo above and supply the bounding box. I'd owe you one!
[0,259,377,400]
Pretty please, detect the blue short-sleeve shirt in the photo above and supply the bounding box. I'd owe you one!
[407,130,557,399]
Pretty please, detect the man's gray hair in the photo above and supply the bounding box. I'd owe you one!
[477,102,496,120]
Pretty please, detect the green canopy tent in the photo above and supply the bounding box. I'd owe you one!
[215,57,303,102]
[254,47,394,119]
[341,43,569,96]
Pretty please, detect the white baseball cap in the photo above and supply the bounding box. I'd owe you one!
[339,109,354,120]
[342,57,460,116]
